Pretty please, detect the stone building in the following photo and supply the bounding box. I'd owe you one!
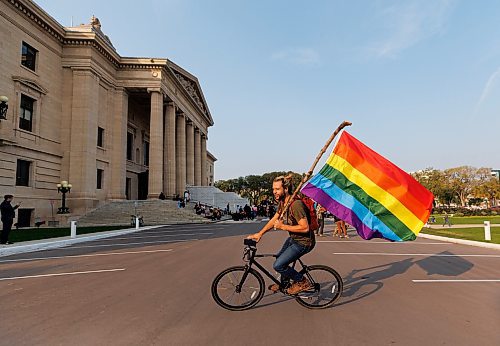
[0,0,216,226]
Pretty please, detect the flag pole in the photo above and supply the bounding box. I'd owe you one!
[278,120,352,220]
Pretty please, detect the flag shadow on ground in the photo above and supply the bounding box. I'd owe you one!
[337,251,473,306]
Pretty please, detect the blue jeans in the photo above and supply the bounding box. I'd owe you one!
[273,237,311,282]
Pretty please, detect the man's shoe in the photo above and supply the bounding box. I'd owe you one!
[286,277,313,295]
[268,283,280,293]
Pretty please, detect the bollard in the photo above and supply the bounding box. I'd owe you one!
[70,220,77,238]
[135,217,140,229]
[484,221,491,241]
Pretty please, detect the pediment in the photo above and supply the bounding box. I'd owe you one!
[12,76,48,94]
[167,61,214,125]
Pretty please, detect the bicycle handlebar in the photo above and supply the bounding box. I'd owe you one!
[244,239,257,247]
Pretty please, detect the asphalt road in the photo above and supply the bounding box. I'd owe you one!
[0,221,499,345]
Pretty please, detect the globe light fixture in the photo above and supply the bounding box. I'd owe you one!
[56,180,72,213]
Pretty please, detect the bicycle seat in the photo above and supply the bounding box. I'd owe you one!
[244,239,257,247]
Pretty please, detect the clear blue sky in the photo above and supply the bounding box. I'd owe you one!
[36,0,500,180]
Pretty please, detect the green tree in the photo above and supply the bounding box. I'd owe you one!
[473,176,500,208]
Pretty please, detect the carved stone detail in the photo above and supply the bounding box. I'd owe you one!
[173,72,207,115]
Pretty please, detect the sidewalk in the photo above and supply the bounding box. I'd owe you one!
[0,225,161,258]
[425,223,500,228]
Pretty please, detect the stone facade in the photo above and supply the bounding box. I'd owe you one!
[0,0,216,226]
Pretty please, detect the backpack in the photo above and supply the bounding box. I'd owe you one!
[292,196,319,231]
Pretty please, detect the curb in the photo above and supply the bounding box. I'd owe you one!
[0,225,163,258]
[418,233,500,251]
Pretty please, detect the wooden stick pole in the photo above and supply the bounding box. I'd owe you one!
[278,120,352,220]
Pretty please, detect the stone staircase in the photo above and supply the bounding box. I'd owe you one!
[76,200,211,226]
[187,186,249,212]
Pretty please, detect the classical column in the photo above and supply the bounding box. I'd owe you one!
[201,133,207,186]
[147,88,163,199]
[186,119,195,186]
[109,87,128,199]
[164,102,176,197]
[194,128,201,185]
[175,112,186,195]
[68,69,99,209]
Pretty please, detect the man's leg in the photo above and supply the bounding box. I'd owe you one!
[273,239,308,283]
[1,221,12,244]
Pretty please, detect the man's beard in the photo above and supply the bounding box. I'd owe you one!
[274,193,286,203]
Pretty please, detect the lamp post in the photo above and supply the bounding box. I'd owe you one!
[0,95,8,120]
[56,180,72,214]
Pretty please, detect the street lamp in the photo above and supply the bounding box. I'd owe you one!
[56,180,72,214]
[0,95,8,120]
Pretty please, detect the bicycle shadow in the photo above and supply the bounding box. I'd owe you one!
[336,251,474,307]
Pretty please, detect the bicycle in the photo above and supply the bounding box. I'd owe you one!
[211,239,343,311]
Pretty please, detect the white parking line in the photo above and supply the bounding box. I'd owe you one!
[0,249,173,264]
[104,233,212,241]
[68,239,198,250]
[333,252,500,258]
[0,268,125,281]
[139,228,223,234]
[317,241,446,244]
[413,279,500,283]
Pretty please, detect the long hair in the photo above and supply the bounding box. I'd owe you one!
[273,174,294,194]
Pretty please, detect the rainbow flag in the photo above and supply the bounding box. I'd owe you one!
[301,131,433,241]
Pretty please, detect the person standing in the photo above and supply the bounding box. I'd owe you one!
[1,195,21,245]
[316,204,326,236]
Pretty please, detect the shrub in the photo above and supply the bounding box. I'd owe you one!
[455,212,464,217]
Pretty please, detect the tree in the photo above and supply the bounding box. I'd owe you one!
[444,166,491,207]
[473,176,500,208]
[214,171,303,205]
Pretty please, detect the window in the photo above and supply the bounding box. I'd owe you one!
[143,141,150,166]
[21,42,37,71]
[16,160,31,186]
[97,127,104,147]
[97,169,103,189]
[19,95,35,132]
[127,132,134,160]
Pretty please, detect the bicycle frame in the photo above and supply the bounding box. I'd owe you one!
[237,245,312,293]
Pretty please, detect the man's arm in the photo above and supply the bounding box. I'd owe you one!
[246,212,280,242]
[274,217,309,233]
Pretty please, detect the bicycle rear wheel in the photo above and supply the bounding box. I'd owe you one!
[211,266,265,311]
[295,265,343,309]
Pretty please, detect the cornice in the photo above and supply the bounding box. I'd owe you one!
[5,0,65,43]
[12,75,48,94]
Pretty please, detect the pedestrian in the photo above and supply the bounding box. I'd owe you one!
[443,214,452,227]
[316,204,326,236]
[159,192,166,200]
[1,194,21,245]
[332,214,348,238]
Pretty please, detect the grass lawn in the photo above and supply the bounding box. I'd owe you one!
[8,225,130,243]
[429,215,500,225]
[421,227,500,244]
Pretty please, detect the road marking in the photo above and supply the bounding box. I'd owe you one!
[67,239,198,250]
[105,233,212,241]
[317,241,446,244]
[333,252,500,258]
[413,279,500,283]
[0,268,125,281]
[140,228,223,234]
[0,249,173,264]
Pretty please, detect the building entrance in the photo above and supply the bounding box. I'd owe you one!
[138,171,149,200]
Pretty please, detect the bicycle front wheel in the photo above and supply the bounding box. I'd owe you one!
[211,266,265,311]
[295,265,343,309]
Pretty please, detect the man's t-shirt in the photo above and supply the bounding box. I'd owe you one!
[279,199,315,247]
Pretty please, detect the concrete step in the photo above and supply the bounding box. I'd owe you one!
[76,200,210,226]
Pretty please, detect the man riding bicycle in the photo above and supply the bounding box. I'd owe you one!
[247,174,315,295]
